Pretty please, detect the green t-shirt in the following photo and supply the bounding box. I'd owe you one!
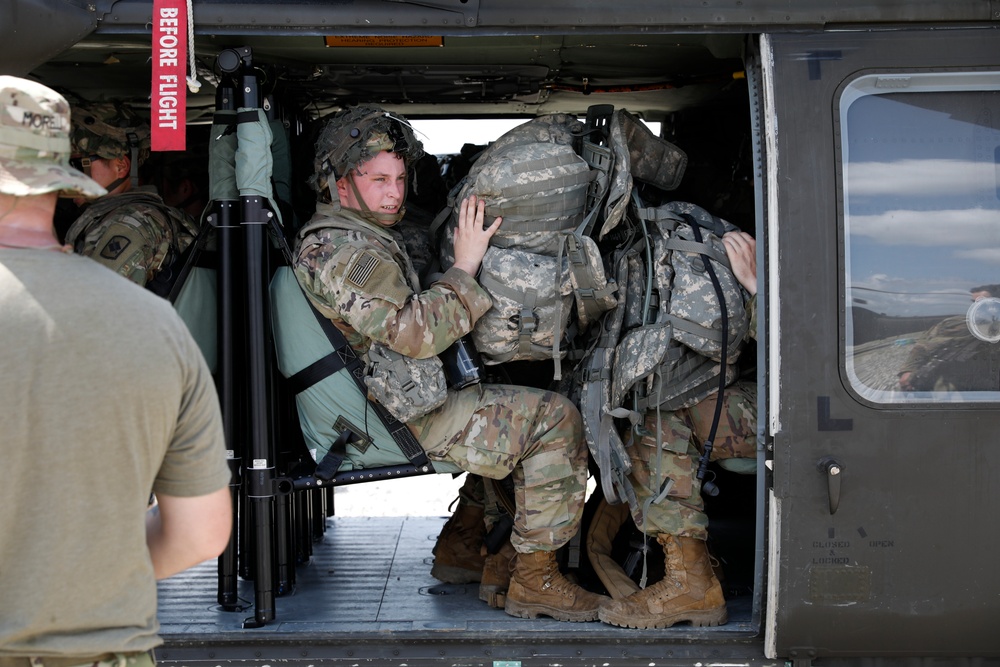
[0,249,231,657]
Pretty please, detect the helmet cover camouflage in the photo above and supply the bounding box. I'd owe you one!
[0,76,106,198]
[309,105,424,200]
[71,101,152,166]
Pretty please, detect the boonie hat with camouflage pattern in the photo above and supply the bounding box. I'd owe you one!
[0,76,107,198]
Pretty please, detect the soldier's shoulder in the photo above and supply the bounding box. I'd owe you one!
[926,315,969,339]
[100,202,174,232]
[301,222,393,257]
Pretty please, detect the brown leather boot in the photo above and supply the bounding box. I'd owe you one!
[479,540,516,608]
[504,550,608,622]
[598,534,727,629]
[431,500,486,584]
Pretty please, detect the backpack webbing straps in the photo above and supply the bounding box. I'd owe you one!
[296,284,431,469]
[477,273,566,378]
[687,219,727,498]
[486,217,579,235]
[578,243,640,507]
[497,165,594,199]
[477,274,546,357]
[579,139,613,238]
[565,232,617,325]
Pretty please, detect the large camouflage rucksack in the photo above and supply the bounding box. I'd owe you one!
[568,107,751,507]
[577,196,751,506]
[436,113,618,379]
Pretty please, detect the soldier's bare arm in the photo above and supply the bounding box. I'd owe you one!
[146,487,232,580]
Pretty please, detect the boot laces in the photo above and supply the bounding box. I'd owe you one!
[539,559,576,594]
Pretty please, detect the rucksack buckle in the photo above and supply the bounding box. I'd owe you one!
[518,309,537,333]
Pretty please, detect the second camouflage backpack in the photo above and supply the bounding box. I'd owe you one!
[577,196,752,506]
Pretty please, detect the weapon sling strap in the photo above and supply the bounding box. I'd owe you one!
[287,281,431,469]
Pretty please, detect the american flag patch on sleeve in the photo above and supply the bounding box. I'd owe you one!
[347,251,380,288]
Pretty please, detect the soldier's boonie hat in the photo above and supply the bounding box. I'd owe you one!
[0,76,107,198]
[71,101,152,165]
[309,104,424,196]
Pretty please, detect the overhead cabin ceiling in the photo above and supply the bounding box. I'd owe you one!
[29,31,748,123]
[13,0,990,123]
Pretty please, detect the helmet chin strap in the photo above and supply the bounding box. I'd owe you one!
[103,175,129,195]
[103,149,139,196]
[346,173,406,226]
[127,136,140,189]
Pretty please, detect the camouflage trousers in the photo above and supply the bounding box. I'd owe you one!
[451,472,502,529]
[451,472,512,537]
[622,380,757,540]
[412,383,588,553]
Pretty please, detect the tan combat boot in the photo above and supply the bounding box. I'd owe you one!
[598,534,727,629]
[431,500,487,584]
[479,540,517,608]
[504,550,608,622]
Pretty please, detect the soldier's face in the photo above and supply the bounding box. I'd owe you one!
[70,155,124,205]
[337,150,406,223]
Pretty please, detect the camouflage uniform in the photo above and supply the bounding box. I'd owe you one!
[65,188,197,286]
[295,204,589,552]
[65,102,197,287]
[393,216,436,280]
[622,296,758,539]
[897,314,1000,392]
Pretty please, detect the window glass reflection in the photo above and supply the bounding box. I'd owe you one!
[842,77,1000,403]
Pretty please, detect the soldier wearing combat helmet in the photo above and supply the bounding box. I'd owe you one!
[64,101,197,288]
[293,105,610,622]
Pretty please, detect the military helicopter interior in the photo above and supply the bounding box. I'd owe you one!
[26,23,762,638]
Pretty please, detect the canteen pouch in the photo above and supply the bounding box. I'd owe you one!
[365,343,448,423]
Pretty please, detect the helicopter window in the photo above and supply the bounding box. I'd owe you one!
[840,73,1000,404]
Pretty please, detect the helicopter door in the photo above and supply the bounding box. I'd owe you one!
[765,28,1000,659]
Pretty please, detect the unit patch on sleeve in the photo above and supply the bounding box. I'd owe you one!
[99,235,132,260]
[346,251,380,288]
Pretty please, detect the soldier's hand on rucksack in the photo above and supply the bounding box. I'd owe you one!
[722,231,757,296]
[452,194,502,277]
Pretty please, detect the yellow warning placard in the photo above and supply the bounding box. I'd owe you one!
[324,36,443,48]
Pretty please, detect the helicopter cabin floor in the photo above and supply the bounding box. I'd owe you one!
[154,514,757,659]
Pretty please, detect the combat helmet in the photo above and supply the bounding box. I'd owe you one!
[71,101,151,192]
[309,105,424,225]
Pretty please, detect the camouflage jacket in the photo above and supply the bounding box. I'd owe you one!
[898,314,1000,392]
[293,204,492,360]
[65,186,198,287]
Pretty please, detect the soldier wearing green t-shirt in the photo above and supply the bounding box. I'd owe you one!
[0,75,232,666]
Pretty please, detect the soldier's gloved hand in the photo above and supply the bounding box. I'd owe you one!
[452,194,502,277]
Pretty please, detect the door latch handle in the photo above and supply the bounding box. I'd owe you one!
[817,456,843,514]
